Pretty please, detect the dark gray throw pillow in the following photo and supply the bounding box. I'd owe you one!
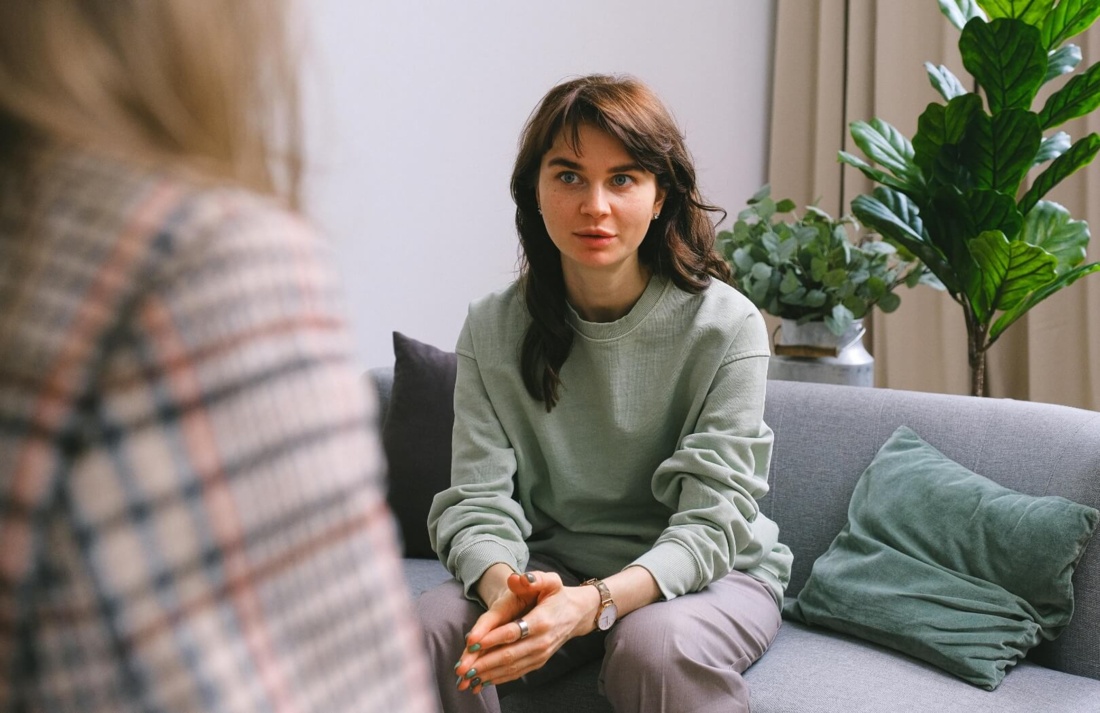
[381,332,457,558]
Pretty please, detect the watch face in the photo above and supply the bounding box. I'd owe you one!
[597,603,618,630]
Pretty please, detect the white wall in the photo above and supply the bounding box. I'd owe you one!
[303,1,777,367]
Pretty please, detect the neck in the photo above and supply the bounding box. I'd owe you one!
[564,263,651,322]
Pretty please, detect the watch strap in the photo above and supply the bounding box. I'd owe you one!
[582,578,614,629]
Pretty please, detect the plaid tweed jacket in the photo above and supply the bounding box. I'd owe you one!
[0,153,435,712]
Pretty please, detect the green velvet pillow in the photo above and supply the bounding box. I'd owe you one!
[785,426,1099,690]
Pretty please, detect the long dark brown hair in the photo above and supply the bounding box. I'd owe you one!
[511,74,730,411]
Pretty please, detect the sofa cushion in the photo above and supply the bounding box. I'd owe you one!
[493,622,1100,713]
[785,425,1099,690]
[381,332,457,558]
[745,621,1100,713]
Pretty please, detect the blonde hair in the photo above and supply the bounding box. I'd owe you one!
[0,0,303,206]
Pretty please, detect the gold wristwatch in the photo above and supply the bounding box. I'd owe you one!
[582,578,618,631]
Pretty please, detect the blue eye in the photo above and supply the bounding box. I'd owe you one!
[559,172,579,185]
[611,174,634,187]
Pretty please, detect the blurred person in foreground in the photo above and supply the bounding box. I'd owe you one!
[0,2,436,711]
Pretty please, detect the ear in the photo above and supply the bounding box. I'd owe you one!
[654,185,667,216]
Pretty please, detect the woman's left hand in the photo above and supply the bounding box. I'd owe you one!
[455,571,599,694]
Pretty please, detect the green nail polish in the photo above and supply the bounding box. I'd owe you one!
[456,676,463,687]
[467,643,481,653]
[465,668,477,679]
[454,661,461,671]
[472,677,482,687]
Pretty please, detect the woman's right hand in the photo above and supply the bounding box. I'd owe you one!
[469,566,544,640]
[455,571,597,694]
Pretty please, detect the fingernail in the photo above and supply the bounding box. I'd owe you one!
[456,676,463,687]
[465,668,478,679]
[526,573,536,583]
[467,643,481,653]
[454,661,461,671]
[472,677,482,687]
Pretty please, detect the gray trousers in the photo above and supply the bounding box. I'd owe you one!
[416,555,782,713]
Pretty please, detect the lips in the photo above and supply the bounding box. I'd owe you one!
[575,228,615,240]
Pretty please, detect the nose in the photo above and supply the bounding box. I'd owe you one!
[580,184,610,218]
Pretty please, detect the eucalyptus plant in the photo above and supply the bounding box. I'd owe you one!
[717,186,926,337]
[842,0,1100,396]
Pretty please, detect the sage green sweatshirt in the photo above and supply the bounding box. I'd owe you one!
[427,276,793,603]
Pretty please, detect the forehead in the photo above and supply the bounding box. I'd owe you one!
[543,123,636,166]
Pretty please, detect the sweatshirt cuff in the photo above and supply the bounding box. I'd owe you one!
[454,540,523,600]
[629,541,703,600]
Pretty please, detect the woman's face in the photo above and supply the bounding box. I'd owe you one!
[536,124,666,284]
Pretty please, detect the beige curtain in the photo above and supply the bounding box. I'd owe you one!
[769,0,1100,409]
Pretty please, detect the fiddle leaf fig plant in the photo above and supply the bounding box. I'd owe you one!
[717,186,927,337]
[842,0,1100,396]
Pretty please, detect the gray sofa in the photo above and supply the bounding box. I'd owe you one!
[370,367,1100,713]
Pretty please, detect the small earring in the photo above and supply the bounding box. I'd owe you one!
[653,212,660,220]
[538,207,543,215]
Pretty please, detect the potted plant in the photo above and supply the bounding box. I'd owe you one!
[841,0,1100,396]
[717,185,926,350]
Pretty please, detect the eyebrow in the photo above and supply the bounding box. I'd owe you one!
[546,157,645,173]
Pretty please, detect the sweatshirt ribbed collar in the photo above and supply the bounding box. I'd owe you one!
[566,274,670,341]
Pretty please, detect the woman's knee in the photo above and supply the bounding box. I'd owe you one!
[602,604,678,677]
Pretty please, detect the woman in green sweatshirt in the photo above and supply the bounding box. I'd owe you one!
[422,74,793,713]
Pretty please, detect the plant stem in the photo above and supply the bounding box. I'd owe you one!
[969,343,986,397]
[964,302,988,397]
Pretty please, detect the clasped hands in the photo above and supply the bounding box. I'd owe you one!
[454,568,599,695]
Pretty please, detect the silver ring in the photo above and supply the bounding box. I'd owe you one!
[516,618,530,640]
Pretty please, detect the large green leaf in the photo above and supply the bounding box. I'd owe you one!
[989,261,1100,342]
[1032,131,1071,165]
[1041,0,1100,50]
[1044,44,1083,83]
[851,188,959,293]
[921,189,1023,255]
[1019,200,1090,271]
[913,95,982,185]
[960,17,1047,114]
[940,0,988,29]
[926,62,969,100]
[926,189,986,273]
[914,106,947,179]
[966,189,1025,240]
[848,119,920,183]
[1038,60,1100,128]
[977,0,1054,25]
[965,231,1005,320]
[961,108,1041,192]
[1018,132,1100,214]
[854,188,926,243]
[838,151,917,194]
[967,230,1057,320]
